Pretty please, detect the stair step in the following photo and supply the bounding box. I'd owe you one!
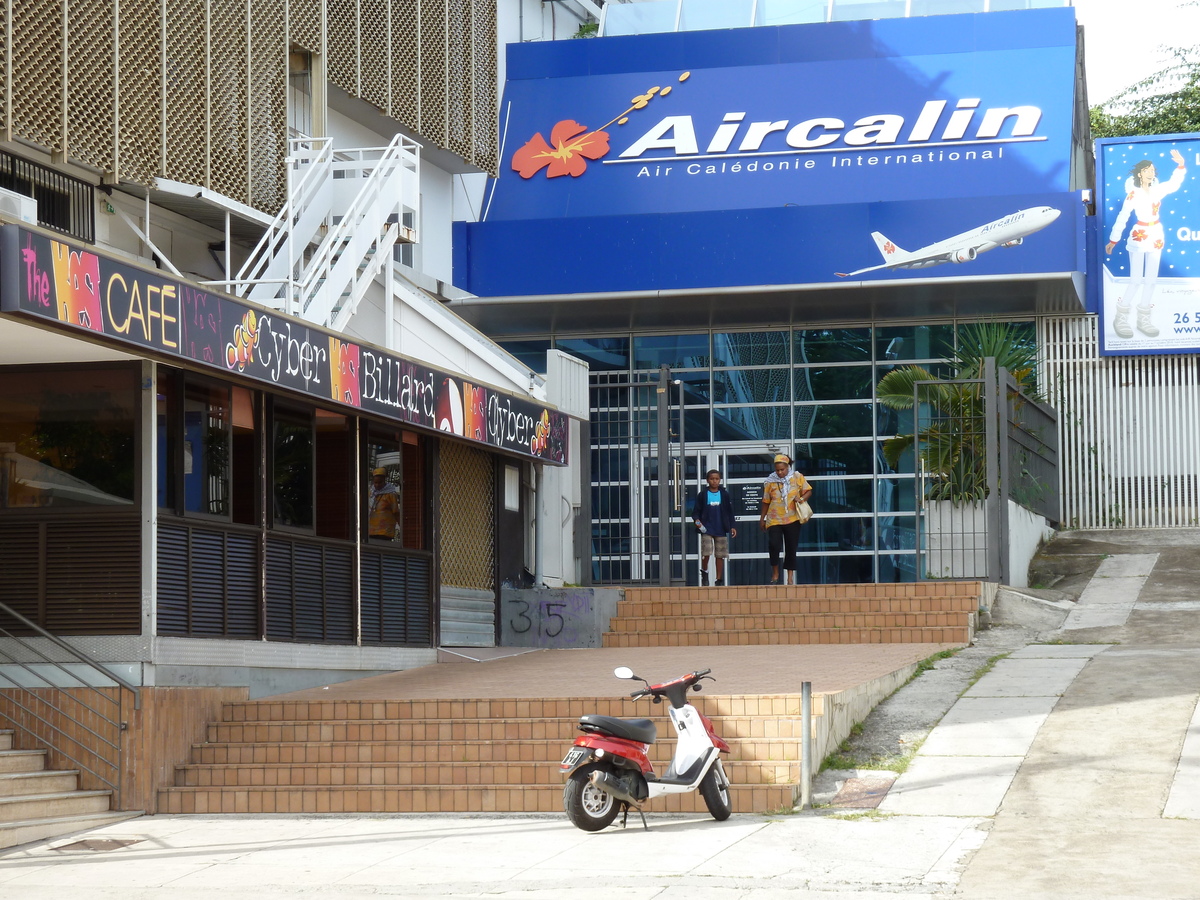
[0,730,12,752]
[172,758,801,788]
[603,627,970,647]
[156,782,795,815]
[0,770,79,797]
[622,584,982,602]
[607,612,971,632]
[0,750,47,775]
[618,597,980,616]
[0,811,141,852]
[191,737,809,765]
[205,714,813,744]
[219,696,812,722]
[0,790,112,823]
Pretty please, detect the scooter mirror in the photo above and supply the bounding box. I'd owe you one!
[613,666,635,680]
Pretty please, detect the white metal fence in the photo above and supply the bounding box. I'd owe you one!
[1041,315,1200,529]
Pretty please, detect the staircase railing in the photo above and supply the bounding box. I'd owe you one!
[296,135,419,330]
[213,136,336,307]
[0,601,141,810]
[205,134,419,330]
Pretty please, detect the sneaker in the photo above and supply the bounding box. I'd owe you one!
[1136,306,1159,337]
[715,577,725,587]
[1112,304,1133,338]
[700,571,709,586]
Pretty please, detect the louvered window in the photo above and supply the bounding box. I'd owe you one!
[264,536,355,643]
[157,521,259,638]
[360,548,433,646]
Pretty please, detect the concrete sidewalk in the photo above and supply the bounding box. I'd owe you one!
[3,527,1200,898]
[0,810,986,899]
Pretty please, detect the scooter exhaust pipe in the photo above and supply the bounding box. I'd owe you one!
[589,770,638,805]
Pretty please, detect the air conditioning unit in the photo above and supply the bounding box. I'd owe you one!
[0,186,37,224]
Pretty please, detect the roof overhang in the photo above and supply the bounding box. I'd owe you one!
[450,271,1085,337]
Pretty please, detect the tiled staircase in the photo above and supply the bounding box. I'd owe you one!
[0,728,137,850]
[158,582,982,816]
[158,694,806,814]
[604,583,980,648]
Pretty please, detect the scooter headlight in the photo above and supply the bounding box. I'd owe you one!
[595,748,605,758]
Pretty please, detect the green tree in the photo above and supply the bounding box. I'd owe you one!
[1090,47,1200,138]
[876,322,1039,502]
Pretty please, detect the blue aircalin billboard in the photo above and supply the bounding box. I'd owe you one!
[455,8,1084,298]
[1096,133,1200,356]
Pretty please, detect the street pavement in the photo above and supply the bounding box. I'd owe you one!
[2,527,1199,899]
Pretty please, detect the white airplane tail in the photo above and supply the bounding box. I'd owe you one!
[871,232,910,263]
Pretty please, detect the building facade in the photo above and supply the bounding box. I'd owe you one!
[453,4,1096,586]
[0,1,585,707]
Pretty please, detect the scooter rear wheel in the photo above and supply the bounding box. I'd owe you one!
[700,760,732,821]
[563,763,619,831]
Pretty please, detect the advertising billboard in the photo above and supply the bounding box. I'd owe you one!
[0,224,569,463]
[455,8,1083,299]
[1096,133,1200,356]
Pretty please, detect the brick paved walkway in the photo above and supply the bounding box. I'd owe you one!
[273,644,958,701]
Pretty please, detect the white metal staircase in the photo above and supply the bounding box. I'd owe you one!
[214,135,420,332]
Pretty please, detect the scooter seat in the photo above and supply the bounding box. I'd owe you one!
[578,714,657,744]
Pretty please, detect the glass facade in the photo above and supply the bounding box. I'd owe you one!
[504,320,1033,585]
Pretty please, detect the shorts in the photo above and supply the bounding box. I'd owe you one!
[700,534,729,558]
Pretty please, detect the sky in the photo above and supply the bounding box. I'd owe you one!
[1072,0,1200,105]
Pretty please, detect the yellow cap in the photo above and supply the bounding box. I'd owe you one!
[372,467,386,476]
[773,454,790,464]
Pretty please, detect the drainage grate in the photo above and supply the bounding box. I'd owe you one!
[53,838,142,852]
[831,776,896,809]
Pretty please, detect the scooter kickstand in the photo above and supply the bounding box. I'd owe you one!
[618,803,649,831]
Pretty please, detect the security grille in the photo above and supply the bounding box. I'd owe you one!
[438,440,495,591]
[67,0,117,173]
[0,1,498,211]
[11,0,60,152]
[165,0,209,188]
[116,2,161,186]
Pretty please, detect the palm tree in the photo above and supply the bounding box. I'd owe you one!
[876,322,1038,502]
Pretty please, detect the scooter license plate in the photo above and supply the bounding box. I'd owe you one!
[560,748,586,768]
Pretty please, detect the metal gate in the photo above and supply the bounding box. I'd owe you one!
[912,358,1059,583]
[590,367,687,586]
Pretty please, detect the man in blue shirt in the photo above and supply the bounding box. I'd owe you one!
[692,469,738,586]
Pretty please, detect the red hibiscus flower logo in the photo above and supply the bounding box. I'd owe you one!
[512,120,611,179]
[1131,228,1148,243]
[1154,238,1164,249]
[511,72,691,180]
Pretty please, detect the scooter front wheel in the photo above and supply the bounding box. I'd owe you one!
[563,763,619,831]
[700,759,732,821]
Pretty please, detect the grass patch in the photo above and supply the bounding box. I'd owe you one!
[816,649,959,774]
[910,649,958,681]
[827,810,894,822]
[962,652,1009,694]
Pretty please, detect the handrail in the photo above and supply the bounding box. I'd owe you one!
[0,601,141,704]
[0,600,139,809]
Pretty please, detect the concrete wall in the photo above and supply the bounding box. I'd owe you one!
[1007,500,1056,589]
[499,587,622,648]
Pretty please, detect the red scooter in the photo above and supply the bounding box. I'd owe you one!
[560,666,731,831]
